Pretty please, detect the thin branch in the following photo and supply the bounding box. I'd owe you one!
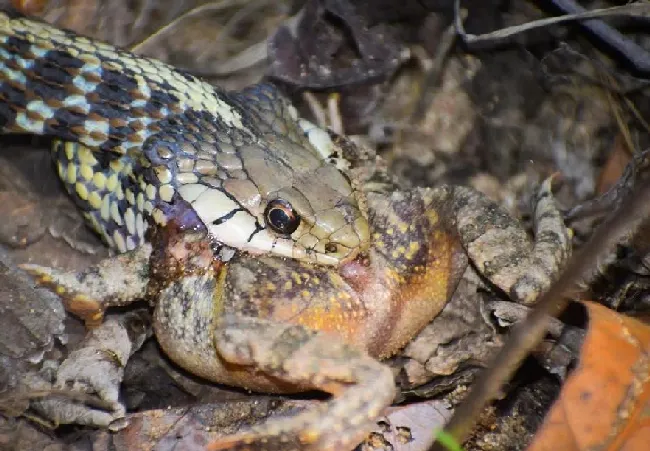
[454,1,650,44]
[129,0,251,54]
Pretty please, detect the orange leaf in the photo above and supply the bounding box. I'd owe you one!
[527,301,650,451]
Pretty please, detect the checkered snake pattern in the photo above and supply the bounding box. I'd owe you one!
[0,10,370,264]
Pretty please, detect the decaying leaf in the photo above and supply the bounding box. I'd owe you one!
[527,301,650,451]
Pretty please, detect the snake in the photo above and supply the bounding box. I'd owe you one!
[0,10,370,265]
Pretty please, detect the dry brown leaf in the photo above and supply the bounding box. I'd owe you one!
[527,301,650,451]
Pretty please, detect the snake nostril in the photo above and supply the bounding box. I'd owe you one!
[324,243,338,254]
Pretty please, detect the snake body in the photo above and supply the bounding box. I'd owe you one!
[0,10,369,264]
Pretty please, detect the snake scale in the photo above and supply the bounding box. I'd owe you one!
[0,9,369,265]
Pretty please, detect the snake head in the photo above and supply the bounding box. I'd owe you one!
[211,134,370,265]
[151,126,370,266]
[257,162,370,265]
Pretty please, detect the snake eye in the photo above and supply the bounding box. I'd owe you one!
[264,199,300,235]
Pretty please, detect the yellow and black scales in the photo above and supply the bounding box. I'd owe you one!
[0,10,369,263]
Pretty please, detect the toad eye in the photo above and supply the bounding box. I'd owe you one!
[264,199,300,235]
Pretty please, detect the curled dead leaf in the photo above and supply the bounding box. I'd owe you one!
[527,301,650,451]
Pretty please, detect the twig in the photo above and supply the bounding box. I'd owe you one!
[546,0,650,74]
[129,0,251,54]
[302,91,328,129]
[194,12,302,77]
[327,93,344,135]
[454,1,650,43]
[454,0,650,66]
[409,18,461,123]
